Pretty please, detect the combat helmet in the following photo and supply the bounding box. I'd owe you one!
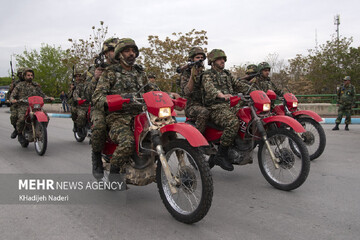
[188,47,206,61]
[74,68,83,76]
[207,49,227,65]
[17,67,26,80]
[102,38,120,54]
[147,72,156,79]
[114,38,139,59]
[245,64,258,75]
[343,76,351,81]
[22,68,35,78]
[258,62,271,72]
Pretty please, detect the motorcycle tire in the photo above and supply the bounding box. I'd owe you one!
[21,140,29,148]
[296,118,326,161]
[258,128,310,191]
[156,139,213,224]
[74,128,86,142]
[34,122,48,156]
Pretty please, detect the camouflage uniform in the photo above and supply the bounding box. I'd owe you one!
[202,68,251,147]
[180,68,209,133]
[73,81,88,128]
[251,62,284,97]
[10,81,47,134]
[85,65,107,152]
[67,84,77,122]
[335,82,356,125]
[8,68,25,132]
[92,63,152,168]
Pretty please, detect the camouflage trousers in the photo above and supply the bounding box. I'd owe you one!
[70,106,77,122]
[75,106,88,128]
[15,105,29,133]
[90,109,107,153]
[335,104,352,125]
[10,104,18,128]
[185,104,209,133]
[106,114,135,168]
[208,104,239,147]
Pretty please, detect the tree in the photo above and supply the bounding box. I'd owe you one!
[67,21,111,71]
[139,29,208,92]
[0,77,12,86]
[15,44,72,96]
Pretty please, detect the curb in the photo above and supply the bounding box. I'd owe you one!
[48,114,360,124]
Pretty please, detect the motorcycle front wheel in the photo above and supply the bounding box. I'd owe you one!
[34,122,48,156]
[258,128,310,191]
[156,139,213,224]
[296,118,326,160]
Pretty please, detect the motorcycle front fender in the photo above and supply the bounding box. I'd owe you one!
[262,115,305,133]
[160,123,209,147]
[34,111,49,123]
[292,110,322,122]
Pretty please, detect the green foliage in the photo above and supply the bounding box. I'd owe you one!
[139,29,208,92]
[15,44,72,97]
[288,36,360,93]
[0,77,12,86]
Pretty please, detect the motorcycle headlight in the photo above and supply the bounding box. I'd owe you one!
[293,102,298,108]
[33,104,41,109]
[263,103,271,112]
[158,107,171,118]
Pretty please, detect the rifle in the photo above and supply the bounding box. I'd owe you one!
[10,58,15,82]
[72,65,75,83]
[176,59,204,73]
[237,72,260,81]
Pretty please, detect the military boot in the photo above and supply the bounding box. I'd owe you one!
[92,151,104,180]
[18,133,26,145]
[345,124,349,131]
[11,128,18,139]
[108,165,123,190]
[332,123,339,130]
[213,145,234,171]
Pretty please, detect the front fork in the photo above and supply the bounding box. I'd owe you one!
[152,134,178,194]
[251,107,280,169]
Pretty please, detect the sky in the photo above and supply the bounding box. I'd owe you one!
[0,0,359,77]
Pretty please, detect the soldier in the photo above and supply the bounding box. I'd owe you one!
[92,38,154,181]
[8,67,25,138]
[10,68,54,144]
[180,47,209,133]
[201,49,252,171]
[148,73,156,83]
[332,76,356,131]
[88,38,119,180]
[70,69,87,131]
[240,64,258,82]
[250,62,284,97]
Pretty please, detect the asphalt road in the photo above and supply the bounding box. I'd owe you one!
[0,107,359,240]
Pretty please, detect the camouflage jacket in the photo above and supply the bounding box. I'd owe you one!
[252,75,284,97]
[84,65,96,102]
[201,68,252,109]
[337,83,356,106]
[92,64,153,115]
[73,81,88,107]
[179,68,204,108]
[10,81,46,105]
[7,79,22,100]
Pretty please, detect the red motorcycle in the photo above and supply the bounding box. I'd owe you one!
[179,90,310,191]
[18,96,49,156]
[74,100,91,142]
[101,91,213,224]
[269,91,326,160]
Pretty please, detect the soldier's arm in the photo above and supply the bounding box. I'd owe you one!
[9,84,20,102]
[202,73,220,101]
[180,73,191,97]
[92,70,113,111]
[232,76,254,94]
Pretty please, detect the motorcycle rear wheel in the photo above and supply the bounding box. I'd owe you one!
[34,122,47,156]
[258,128,310,191]
[156,139,213,224]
